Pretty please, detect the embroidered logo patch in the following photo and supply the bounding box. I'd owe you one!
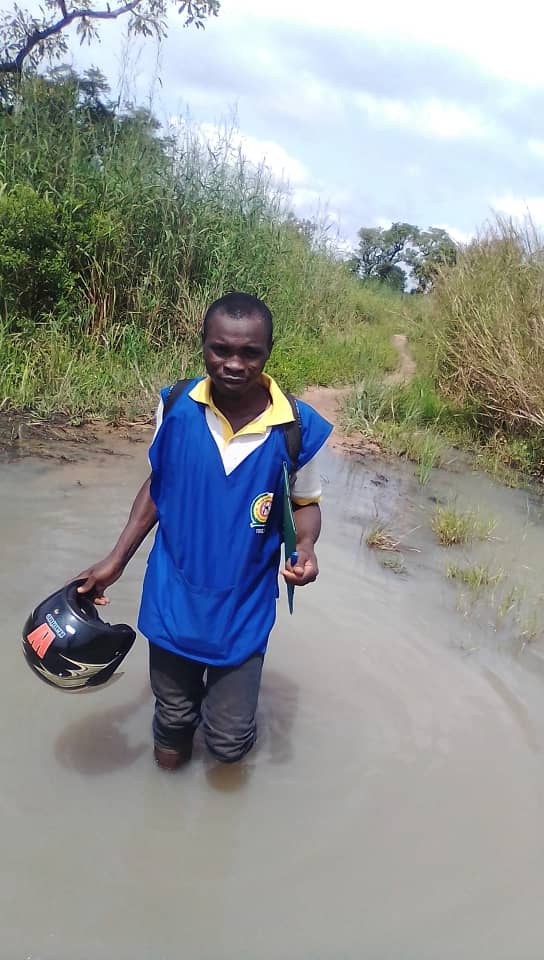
[250,492,273,529]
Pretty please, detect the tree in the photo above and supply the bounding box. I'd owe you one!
[405,226,458,292]
[350,221,457,293]
[376,262,405,293]
[0,0,219,77]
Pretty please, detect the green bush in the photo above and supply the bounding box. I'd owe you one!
[0,184,77,323]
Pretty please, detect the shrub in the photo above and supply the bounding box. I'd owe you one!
[0,184,77,323]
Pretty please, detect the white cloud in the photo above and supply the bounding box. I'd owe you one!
[528,139,544,158]
[491,193,544,225]
[374,217,394,230]
[438,224,473,245]
[61,0,544,93]
[260,77,346,128]
[32,0,541,244]
[183,121,309,185]
[228,132,308,185]
[354,92,494,142]
[227,0,544,88]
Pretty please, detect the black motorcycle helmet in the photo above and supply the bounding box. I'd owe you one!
[22,580,136,690]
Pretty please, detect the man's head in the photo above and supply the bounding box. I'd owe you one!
[202,292,274,399]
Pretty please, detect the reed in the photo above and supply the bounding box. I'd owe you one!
[432,505,496,546]
[435,217,544,437]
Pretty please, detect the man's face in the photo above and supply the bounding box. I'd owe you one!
[203,309,271,399]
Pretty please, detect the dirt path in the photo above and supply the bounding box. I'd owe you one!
[300,385,380,456]
[301,333,416,456]
[384,334,417,385]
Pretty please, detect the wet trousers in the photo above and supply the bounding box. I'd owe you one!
[149,642,264,763]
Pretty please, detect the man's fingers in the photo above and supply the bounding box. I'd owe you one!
[76,576,110,605]
[282,559,318,586]
[75,571,94,591]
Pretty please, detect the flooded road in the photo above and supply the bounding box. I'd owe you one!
[3,440,544,959]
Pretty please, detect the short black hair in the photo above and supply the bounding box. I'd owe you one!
[202,292,273,347]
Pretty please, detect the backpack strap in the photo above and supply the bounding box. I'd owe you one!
[283,392,302,481]
[162,379,302,479]
[162,378,192,417]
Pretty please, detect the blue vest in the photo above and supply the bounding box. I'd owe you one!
[138,379,332,666]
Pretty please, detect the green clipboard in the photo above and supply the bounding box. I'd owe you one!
[282,462,297,614]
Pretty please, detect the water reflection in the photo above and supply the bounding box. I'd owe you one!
[203,669,299,791]
[54,684,151,774]
[257,669,299,764]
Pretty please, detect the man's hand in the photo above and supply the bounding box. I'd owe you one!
[75,554,125,605]
[282,544,319,587]
[281,502,322,588]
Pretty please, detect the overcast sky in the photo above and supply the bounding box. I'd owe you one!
[57,0,544,248]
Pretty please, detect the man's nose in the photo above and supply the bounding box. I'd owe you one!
[224,355,244,373]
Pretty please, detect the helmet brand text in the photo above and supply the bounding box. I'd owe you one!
[46,613,66,639]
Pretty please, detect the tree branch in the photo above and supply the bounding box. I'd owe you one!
[0,0,142,74]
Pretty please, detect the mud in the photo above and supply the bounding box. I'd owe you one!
[300,384,383,457]
[3,432,544,958]
[0,409,154,462]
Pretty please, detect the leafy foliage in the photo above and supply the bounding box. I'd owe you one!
[0,183,77,321]
[0,0,219,77]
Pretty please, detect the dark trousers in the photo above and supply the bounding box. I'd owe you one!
[149,642,264,763]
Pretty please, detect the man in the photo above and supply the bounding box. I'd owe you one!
[77,292,332,770]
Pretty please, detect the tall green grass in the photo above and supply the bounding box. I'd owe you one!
[342,374,451,481]
[0,319,199,419]
[0,74,412,415]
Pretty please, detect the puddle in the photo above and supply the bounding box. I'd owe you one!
[3,444,544,959]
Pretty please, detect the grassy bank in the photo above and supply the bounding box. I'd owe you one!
[0,295,405,419]
[0,73,409,418]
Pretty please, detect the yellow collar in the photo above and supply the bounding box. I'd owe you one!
[188,374,294,443]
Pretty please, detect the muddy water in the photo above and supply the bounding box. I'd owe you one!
[3,443,544,959]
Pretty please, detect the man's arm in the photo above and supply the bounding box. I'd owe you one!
[76,475,158,604]
[282,502,321,587]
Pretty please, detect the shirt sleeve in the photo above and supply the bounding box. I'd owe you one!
[290,450,323,505]
[148,397,165,468]
[153,397,164,441]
